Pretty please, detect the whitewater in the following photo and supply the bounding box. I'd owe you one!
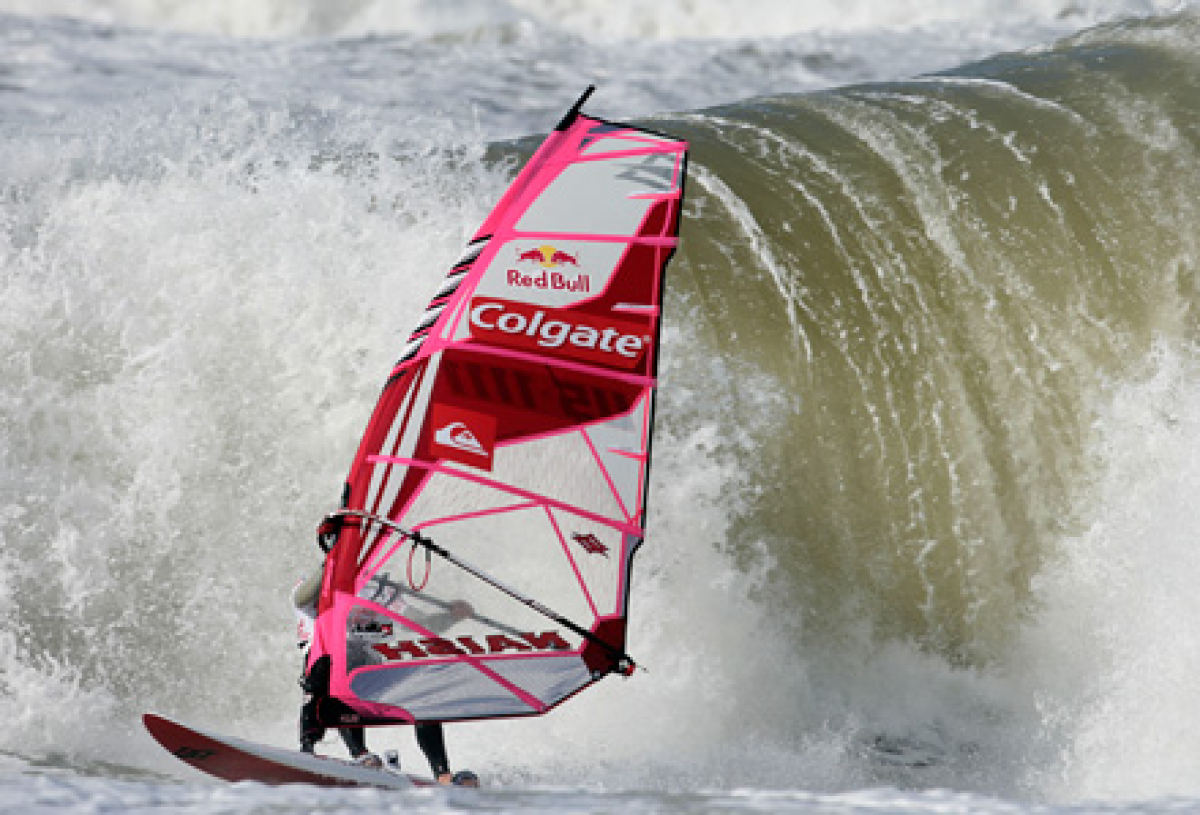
[3,1,1200,811]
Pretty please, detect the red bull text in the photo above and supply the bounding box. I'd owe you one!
[507,269,591,292]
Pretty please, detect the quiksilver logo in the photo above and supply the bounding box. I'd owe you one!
[469,297,649,370]
[433,421,487,457]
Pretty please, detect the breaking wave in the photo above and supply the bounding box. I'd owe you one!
[1,6,1199,805]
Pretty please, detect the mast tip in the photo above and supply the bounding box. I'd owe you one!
[555,85,596,131]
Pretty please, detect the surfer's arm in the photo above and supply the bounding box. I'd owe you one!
[292,570,322,610]
[408,600,474,635]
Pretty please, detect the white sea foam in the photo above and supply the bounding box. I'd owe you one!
[0,0,1193,39]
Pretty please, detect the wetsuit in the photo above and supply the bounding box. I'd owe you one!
[293,568,453,778]
[300,657,449,776]
[415,723,450,778]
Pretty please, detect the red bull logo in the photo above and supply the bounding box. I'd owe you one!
[507,269,590,292]
[510,244,591,292]
[516,244,580,268]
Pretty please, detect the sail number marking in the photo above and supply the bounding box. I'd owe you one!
[442,358,634,422]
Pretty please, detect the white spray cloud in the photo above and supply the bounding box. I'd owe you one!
[0,0,1193,40]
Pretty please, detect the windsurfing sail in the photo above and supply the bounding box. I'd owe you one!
[307,86,688,725]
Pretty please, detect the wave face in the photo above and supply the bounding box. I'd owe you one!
[653,13,1200,798]
[0,4,1199,806]
[673,12,1200,660]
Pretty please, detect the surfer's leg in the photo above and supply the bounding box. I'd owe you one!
[340,727,383,767]
[415,723,450,780]
[339,726,368,757]
[305,654,371,759]
[299,696,325,752]
[299,653,329,752]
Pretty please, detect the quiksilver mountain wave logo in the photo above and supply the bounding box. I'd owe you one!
[434,422,487,457]
[429,404,496,470]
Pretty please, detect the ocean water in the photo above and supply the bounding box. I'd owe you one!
[3,1,1200,811]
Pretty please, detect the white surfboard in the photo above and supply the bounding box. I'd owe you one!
[143,713,435,789]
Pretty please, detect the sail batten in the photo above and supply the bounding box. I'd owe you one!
[309,89,687,724]
[366,456,647,538]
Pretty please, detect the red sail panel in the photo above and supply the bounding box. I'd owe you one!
[309,92,687,724]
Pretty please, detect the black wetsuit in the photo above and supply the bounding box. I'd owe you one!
[299,655,450,777]
[294,542,455,778]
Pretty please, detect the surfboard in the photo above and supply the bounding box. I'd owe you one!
[142,713,436,789]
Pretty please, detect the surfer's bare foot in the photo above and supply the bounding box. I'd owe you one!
[353,752,383,769]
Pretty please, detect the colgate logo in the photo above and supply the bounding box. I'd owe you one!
[469,297,650,370]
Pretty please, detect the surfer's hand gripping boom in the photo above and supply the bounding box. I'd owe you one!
[316,509,637,678]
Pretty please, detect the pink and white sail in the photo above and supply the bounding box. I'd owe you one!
[307,87,688,724]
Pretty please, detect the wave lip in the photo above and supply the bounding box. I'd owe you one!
[1,0,1194,39]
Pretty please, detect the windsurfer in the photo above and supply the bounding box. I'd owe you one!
[292,567,473,784]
